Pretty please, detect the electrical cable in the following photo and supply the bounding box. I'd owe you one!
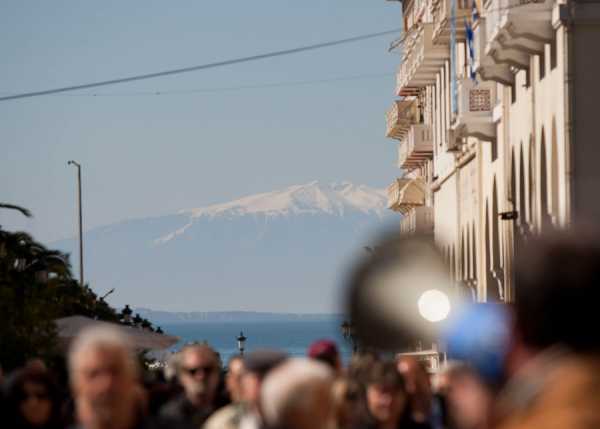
[33,72,393,97]
[0,28,400,102]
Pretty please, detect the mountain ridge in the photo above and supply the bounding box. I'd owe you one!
[155,181,387,245]
[53,181,393,313]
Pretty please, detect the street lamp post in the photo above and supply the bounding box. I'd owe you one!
[341,320,358,353]
[237,331,247,356]
[67,160,84,287]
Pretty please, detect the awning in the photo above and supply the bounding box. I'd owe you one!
[54,315,179,351]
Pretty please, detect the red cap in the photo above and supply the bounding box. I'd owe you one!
[307,339,339,361]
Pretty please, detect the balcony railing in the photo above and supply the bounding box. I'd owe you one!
[484,0,554,66]
[451,78,497,140]
[405,0,432,33]
[473,18,514,85]
[397,124,433,171]
[431,0,471,44]
[400,206,434,235]
[387,177,427,214]
[396,23,450,96]
[386,99,419,140]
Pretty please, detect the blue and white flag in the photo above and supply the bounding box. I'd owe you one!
[465,18,476,80]
[465,0,479,81]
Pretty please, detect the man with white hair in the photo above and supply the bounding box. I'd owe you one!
[69,325,191,429]
[260,358,334,429]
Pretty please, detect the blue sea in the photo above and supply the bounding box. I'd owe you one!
[162,320,354,365]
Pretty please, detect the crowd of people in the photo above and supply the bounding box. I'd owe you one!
[1,228,600,429]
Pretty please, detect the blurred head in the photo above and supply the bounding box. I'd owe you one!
[69,326,140,429]
[177,344,221,407]
[261,358,334,429]
[332,376,365,429]
[240,349,287,409]
[307,339,342,373]
[396,356,432,421]
[225,355,245,403]
[364,360,408,426]
[436,363,492,429]
[6,365,61,427]
[513,226,600,356]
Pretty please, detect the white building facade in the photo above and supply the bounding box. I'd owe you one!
[385,0,600,302]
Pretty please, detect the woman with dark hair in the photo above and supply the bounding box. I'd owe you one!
[356,359,431,429]
[4,365,64,429]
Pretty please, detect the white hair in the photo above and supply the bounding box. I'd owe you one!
[261,358,334,429]
[68,325,138,379]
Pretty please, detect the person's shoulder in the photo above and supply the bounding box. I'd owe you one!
[204,403,245,429]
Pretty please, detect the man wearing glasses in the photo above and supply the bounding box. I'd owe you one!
[160,344,222,427]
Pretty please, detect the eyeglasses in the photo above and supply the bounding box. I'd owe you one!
[182,365,217,376]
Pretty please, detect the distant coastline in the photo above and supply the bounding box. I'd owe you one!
[136,308,342,325]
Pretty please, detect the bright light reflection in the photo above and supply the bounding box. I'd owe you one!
[418,289,451,322]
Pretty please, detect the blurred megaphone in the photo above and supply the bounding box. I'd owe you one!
[345,234,463,351]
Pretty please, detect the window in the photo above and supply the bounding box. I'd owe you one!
[550,39,557,70]
[491,139,498,162]
[511,83,517,104]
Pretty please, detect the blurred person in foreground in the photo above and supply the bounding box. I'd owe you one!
[356,358,428,429]
[332,376,365,429]
[260,358,334,429]
[203,349,287,429]
[307,339,343,374]
[4,364,64,429]
[494,227,600,429]
[396,357,435,429]
[434,362,491,429]
[69,325,190,429]
[160,344,222,427]
[201,354,245,429]
[224,355,245,404]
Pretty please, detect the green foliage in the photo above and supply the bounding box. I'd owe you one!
[0,204,158,372]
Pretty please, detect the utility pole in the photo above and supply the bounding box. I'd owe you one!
[67,160,84,287]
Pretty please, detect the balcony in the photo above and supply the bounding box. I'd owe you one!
[431,0,471,44]
[400,206,434,235]
[387,177,427,214]
[484,0,554,66]
[473,18,514,85]
[396,23,450,96]
[404,0,431,33]
[451,78,497,140]
[385,99,419,140]
[398,124,434,171]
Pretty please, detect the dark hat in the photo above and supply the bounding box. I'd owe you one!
[243,349,288,377]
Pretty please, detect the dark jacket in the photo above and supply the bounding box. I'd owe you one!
[355,414,432,429]
[159,394,214,427]
[70,416,195,429]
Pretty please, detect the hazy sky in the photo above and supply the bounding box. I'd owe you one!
[1,1,402,244]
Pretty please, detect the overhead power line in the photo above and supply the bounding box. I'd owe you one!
[0,28,401,102]
[43,72,393,97]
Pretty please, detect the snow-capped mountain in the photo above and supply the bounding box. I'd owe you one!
[53,182,393,314]
[186,181,387,218]
[155,181,387,245]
